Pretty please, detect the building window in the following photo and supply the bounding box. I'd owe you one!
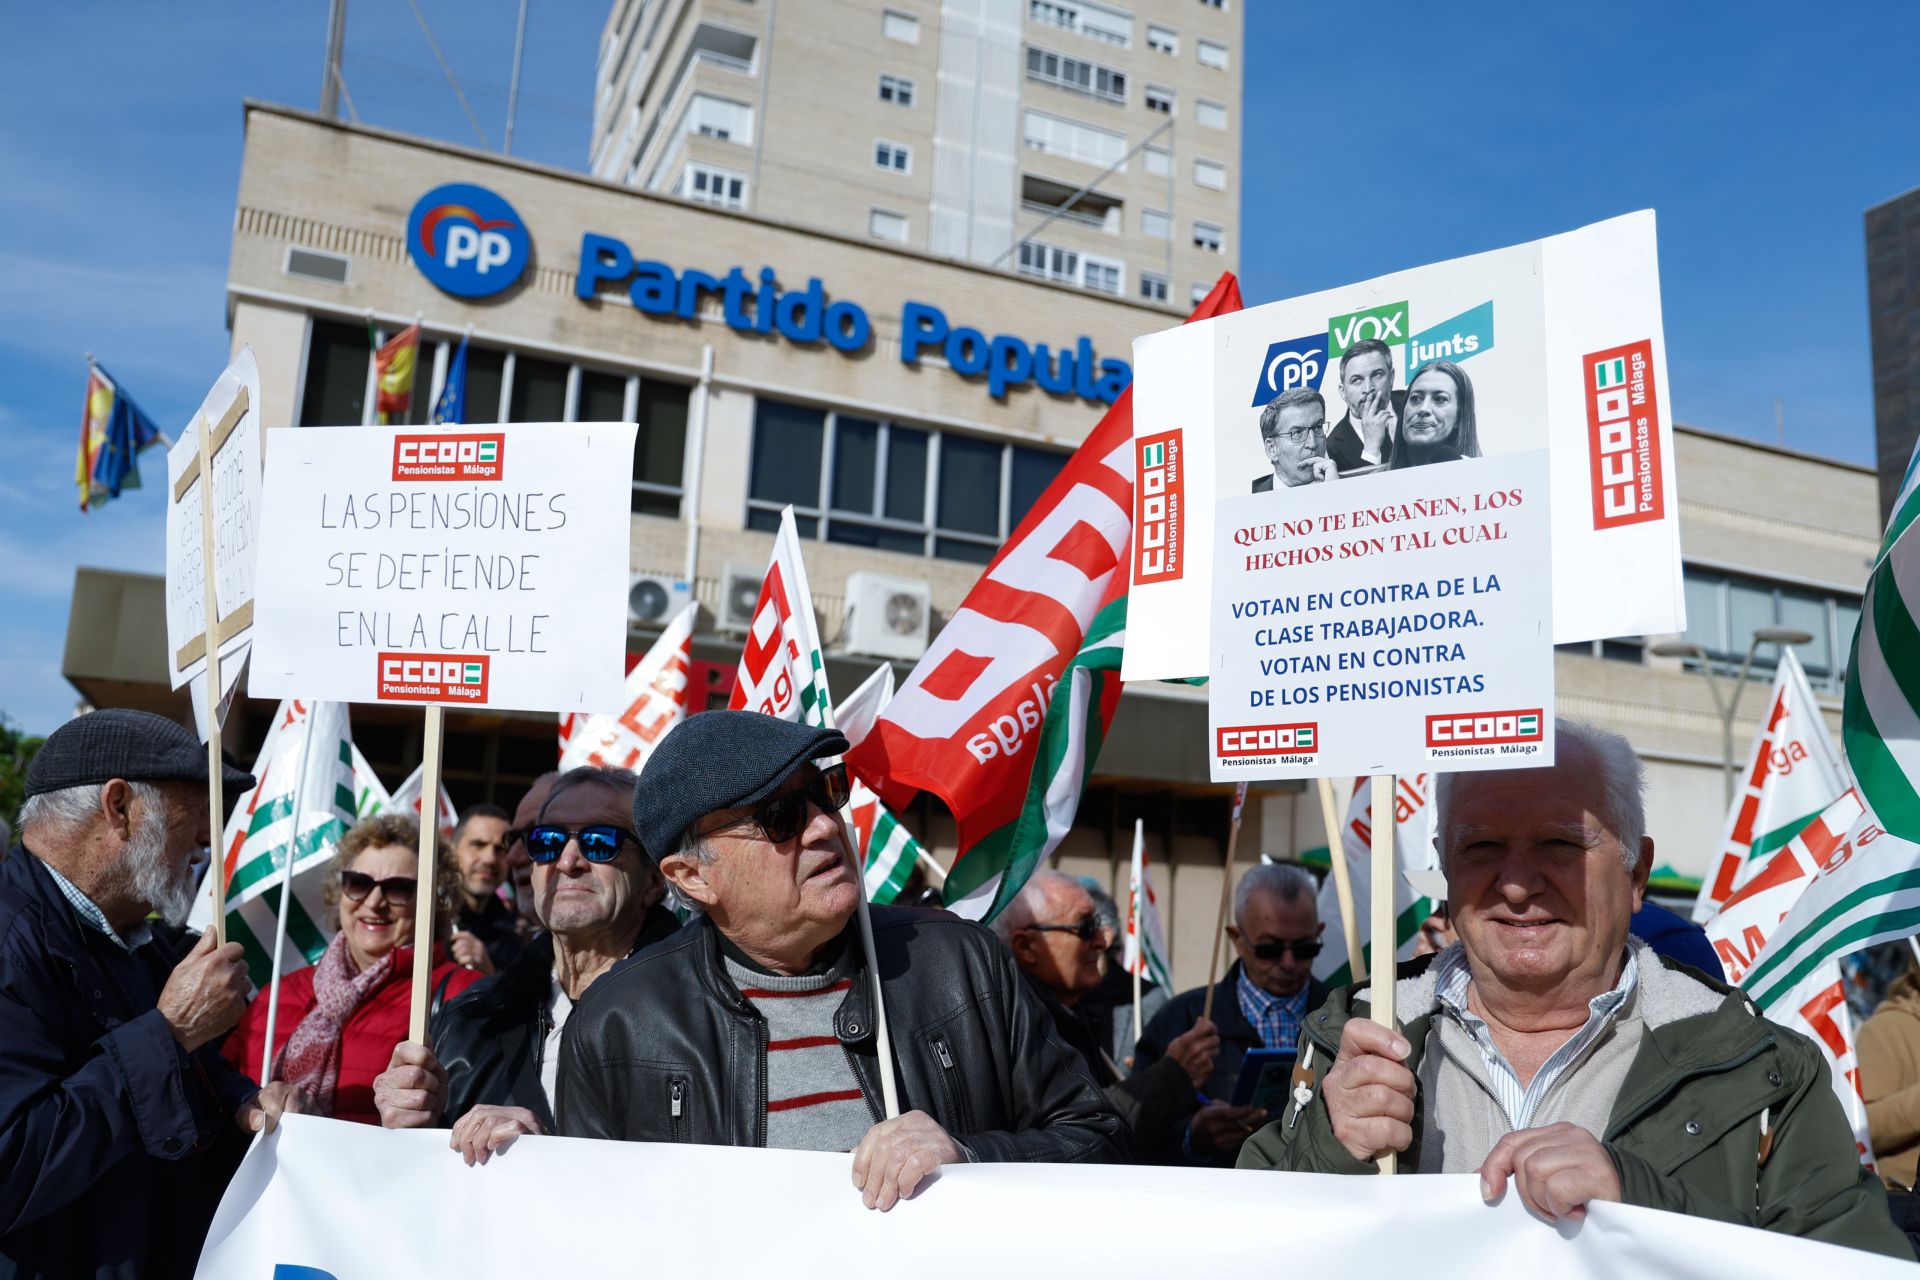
[1028,0,1130,46]
[1197,38,1228,68]
[1141,209,1170,238]
[1022,109,1127,169]
[1018,239,1079,285]
[1140,272,1169,303]
[875,140,912,172]
[1196,98,1227,129]
[1082,256,1122,295]
[1144,84,1174,114]
[1190,280,1210,305]
[1193,220,1224,253]
[883,9,920,43]
[869,208,909,242]
[683,163,747,209]
[686,94,754,145]
[747,399,1068,562]
[299,318,372,427]
[878,73,915,106]
[632,380,691,518]
[1144,145,1171,177]
[1147,24,1177,54]
[1194,158,1226,190]
[507,354,567,422]
[1199,0,1226,9]
[1025,46,1127,105]
[1677,566,1859,692]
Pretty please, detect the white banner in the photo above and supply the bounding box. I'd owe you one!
[196,1117,1910,1279]
[558,601,697,772]
[248,422,636,713]
[1208,451,1555,780]
[1127,210,1682,681]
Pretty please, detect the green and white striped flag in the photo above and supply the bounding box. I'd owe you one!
[1312,775,1439,988]
[1845,469,1920,842]
[1124,818,1173,991]
[837,663,936,906]
[728,505,832,729]
[188,700,356,986]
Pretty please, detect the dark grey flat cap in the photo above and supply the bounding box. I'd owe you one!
[25,709,256,799]
[633,711,848,859]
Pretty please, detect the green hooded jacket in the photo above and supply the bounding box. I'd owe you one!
[1238,947,1909,1260]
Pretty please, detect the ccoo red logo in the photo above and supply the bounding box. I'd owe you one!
[377,652,491,704]
[392,433,506,481]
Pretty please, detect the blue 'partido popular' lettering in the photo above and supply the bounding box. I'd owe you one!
[574,232,1129,404]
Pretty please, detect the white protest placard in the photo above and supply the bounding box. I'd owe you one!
[165,349,264,712]
[1126,209,1680,680]
[247,422,636,713]
[1209,451,1554,781]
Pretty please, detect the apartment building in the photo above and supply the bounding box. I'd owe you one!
[588,0,1243,311]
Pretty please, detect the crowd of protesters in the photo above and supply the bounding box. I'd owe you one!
[4,706,1920,1276]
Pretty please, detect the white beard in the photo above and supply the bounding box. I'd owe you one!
[125,799,197,928]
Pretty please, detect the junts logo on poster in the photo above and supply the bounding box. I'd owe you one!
[377,652,491,703]
[406,184,530,299]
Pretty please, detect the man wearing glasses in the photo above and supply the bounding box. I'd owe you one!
[558,711,1126,1210]
[1135,863,1328,1164]
[372,765,680,1160]
[1251,388,1341,493]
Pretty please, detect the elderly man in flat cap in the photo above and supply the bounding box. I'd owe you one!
[558,711,1126,1208]
[1,709,306,1278]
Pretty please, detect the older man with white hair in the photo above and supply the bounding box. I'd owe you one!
[0,709,306,1277]
[1239,720,1907,1258]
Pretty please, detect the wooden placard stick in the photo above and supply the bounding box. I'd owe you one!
[1368,772,1397,1175]
[1318,777,1365,984]
[195,410,228,947]
[1200,783,1248,1024]
[407,705,446,1045]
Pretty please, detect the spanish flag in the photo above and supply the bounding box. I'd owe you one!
[75,360,163,513]
[374,323,422,425]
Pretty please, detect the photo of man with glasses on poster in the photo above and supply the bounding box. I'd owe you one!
[1251,387,1340,492]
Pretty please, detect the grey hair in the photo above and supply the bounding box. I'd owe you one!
[662,827,712,917]
[1233,861,1318,927]
[20,781,165,837]
[993,869,1081,944]
[1434,718,1646,872]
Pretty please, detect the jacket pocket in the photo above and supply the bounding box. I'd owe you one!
[929,1035,974,1137]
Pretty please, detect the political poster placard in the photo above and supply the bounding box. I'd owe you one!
[1125,210,1680,680]
[247,422,635,714]
[1208,450,1554,780]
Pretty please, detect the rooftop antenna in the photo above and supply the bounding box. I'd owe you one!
[320,0,347,118]
[505,0,529,155]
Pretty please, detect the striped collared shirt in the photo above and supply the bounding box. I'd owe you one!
[1236,966,1310,1053]
[39,858,153,953]
[1431,944,1638,1131]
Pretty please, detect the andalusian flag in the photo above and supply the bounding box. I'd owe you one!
[837,664,934,906]
[1312,776,1439,988]
[1691,649,1847,922]
[560,602,696,771]
[374,323,422,425]
[390,763,458,839]
[729,506,832,730]
[1124,819,1173,990]
[76,360,164,511]
[187,700,356,985]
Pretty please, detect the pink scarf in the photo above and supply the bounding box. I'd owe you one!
[278,932,396,1116]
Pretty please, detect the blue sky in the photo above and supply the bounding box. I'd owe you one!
[2,1,1917,735]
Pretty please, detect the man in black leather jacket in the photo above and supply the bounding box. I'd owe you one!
[557,711,1127,1210]
[371,766,680,1156]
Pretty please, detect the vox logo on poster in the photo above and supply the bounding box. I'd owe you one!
[1248,334,1328,407]
[1326,301,1408,359]
[392,433,506,481]
[378,652,490,703]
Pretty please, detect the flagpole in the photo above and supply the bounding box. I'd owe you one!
[196,408,229,947]
[1368,773,1397,1175]
[259,702,318,1082]
[1131,843,1144,1046]
[1201,785,1247,1024]
[407,706,446,1045]
[1319,777,1365,983]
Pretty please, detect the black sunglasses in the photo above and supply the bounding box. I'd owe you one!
[729,764,851,845]
[340,870,418,905]
[1250,937,1324,962]
[1024,915,1106,942]
[514,824,642,864]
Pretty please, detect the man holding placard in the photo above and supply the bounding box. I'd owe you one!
[0,710,307,1276]
[1238,721,1907,1259]
[558,711,1126,1209]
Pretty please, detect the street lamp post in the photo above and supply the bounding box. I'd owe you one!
[1650,626,1815,805]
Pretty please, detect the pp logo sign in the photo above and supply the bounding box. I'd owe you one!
[406,183,530,299]
[377,652,491,704]
[1326,301,1408,359]
[1248,334,1327,407]
[392,433,506,481]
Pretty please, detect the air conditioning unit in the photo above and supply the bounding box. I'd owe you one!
[628,573,692,626]
[845,572,932,661]
[719,562,766,633]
